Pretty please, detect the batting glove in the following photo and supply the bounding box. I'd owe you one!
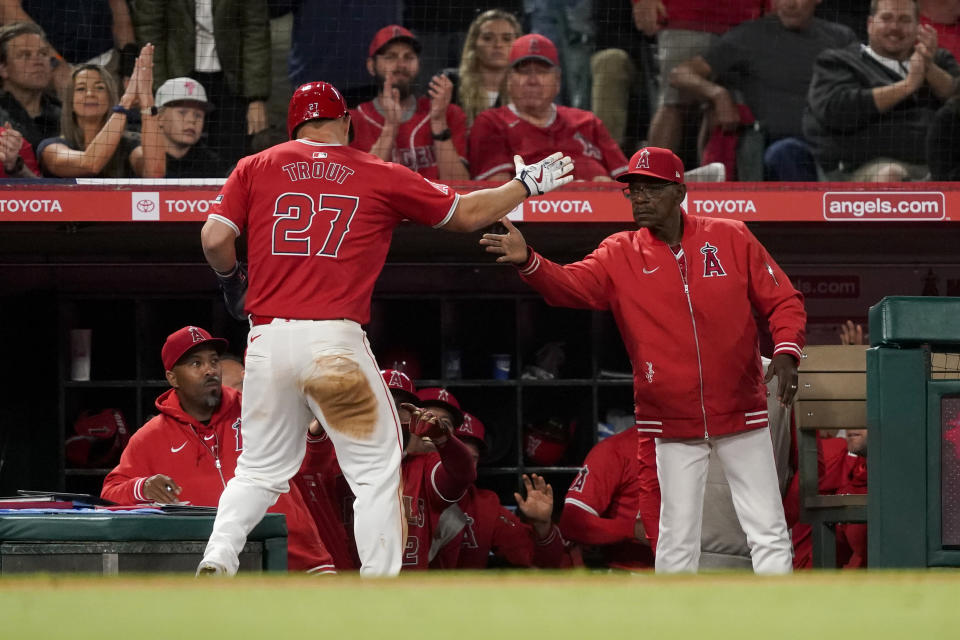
[513,152,575,197]
[400,403,452,441]
[214,262,248,322]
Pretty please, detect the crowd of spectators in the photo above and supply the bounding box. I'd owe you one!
[0,0,958,182]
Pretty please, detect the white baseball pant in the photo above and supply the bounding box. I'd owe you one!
[201,318,405,576]
[654,426,793,574]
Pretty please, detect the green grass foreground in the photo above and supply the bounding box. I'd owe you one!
[2,570,959,639]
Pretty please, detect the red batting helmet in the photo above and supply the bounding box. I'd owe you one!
[523,418,574,466]
[287,81,348,139]
[66,409,130,468]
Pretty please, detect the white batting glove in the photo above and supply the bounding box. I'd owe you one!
[513,152,574,197]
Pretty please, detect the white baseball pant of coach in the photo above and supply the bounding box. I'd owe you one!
[201,318,405,576]
[654,426,793,574]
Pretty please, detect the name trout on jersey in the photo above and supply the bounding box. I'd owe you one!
[281,158,355,184]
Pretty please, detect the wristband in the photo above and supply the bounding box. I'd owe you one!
[111,105,133,117]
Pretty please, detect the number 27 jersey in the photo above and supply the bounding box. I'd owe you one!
[208,139,459,323]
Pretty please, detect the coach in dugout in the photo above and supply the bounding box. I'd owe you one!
[101,325,335,575]
[468,33,629,182]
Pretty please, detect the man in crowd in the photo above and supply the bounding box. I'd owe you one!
[804,0,960,181]
[469,33,628,182]
[481,146,805,574]
[668,0,857,180]
[350,24,469,181]
[101,326,335,574]
[0,21,60,150]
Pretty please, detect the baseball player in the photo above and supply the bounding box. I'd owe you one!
[198,80,572,576]
[433,412,570,569]
[560,429,659,570]
[351,25,469,181]
[481,146,806,574]
[101,326,335,574]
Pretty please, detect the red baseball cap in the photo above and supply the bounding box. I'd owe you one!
[161,326,228,371]
[380,368,419,405]
[416,387,464,427]
[457,411,488,453]
[618,147,685,184]
[510,34,559,67]
[368,24,421,59]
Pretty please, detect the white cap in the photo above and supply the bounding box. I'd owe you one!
[155,77,214,111]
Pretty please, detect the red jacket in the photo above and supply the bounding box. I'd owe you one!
[101,386,335,574]
[518,212,805,440]
[632,0,766,34]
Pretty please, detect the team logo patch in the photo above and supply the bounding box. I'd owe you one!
[425,179,449,195]
[187,326,205,343]
[700,242,727,277]
[570,466,589,492]
[635,149,650,169]
[644,361,655,383]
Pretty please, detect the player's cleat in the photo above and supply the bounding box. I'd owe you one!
[196,561,227,577]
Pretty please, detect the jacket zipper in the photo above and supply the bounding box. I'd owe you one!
[674,247,709,439]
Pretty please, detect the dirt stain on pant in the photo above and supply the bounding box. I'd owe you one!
[304,354,378,438]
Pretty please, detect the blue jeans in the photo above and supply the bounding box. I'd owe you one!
[764,137,818,182]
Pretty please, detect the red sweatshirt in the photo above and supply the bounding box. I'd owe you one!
[101,386,335,574]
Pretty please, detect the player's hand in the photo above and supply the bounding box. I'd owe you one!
[380,77,402,127]
[480,217,529,264]
[513,152,574,197]
[427,73,453,123]
[399,403,451,441]
[515,474,554,538]
[633,0,667,36]
[247,100,268,135]
[143,473,182,504]
[765,353,799,407]
[214,261,248,322]
[839,320,865,346]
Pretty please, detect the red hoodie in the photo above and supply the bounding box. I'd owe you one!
[101,385,335,574]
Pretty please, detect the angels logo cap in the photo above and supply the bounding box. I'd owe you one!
[368,24,421,58]
[416,387,464,428]
[457,412,488,453]
[161,326,228,371]
[509,34,559,67]
[618,147,685,184]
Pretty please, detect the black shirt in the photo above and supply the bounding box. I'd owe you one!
[0,90,62,150]
[165,142,230,179]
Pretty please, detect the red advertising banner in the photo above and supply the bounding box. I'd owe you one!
[0,181,958,223]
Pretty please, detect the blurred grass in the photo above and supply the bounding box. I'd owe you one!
[2,570,959,639]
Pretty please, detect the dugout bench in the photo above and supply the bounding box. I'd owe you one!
[0,511,287,574]
[797,345,868,569]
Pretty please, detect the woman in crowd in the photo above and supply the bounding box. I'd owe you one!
[456,9,521,127]
[39,43,163,178]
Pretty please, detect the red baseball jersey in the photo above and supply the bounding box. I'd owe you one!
[435,486,569,569]
[400,452,468,570]
[560,428,659,569]
[468,104,628,181]
[350,97,468,179]
[208,140,459,323]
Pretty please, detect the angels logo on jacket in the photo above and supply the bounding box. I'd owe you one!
[569,465,589,492]
[700,242,726,277]
[231,418,243,451]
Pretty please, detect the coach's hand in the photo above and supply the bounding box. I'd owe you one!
[513,152,574,197]
[214,262,248,322]
[480,217,529,264]
[143,474,182,504]
[765,353,799,407]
